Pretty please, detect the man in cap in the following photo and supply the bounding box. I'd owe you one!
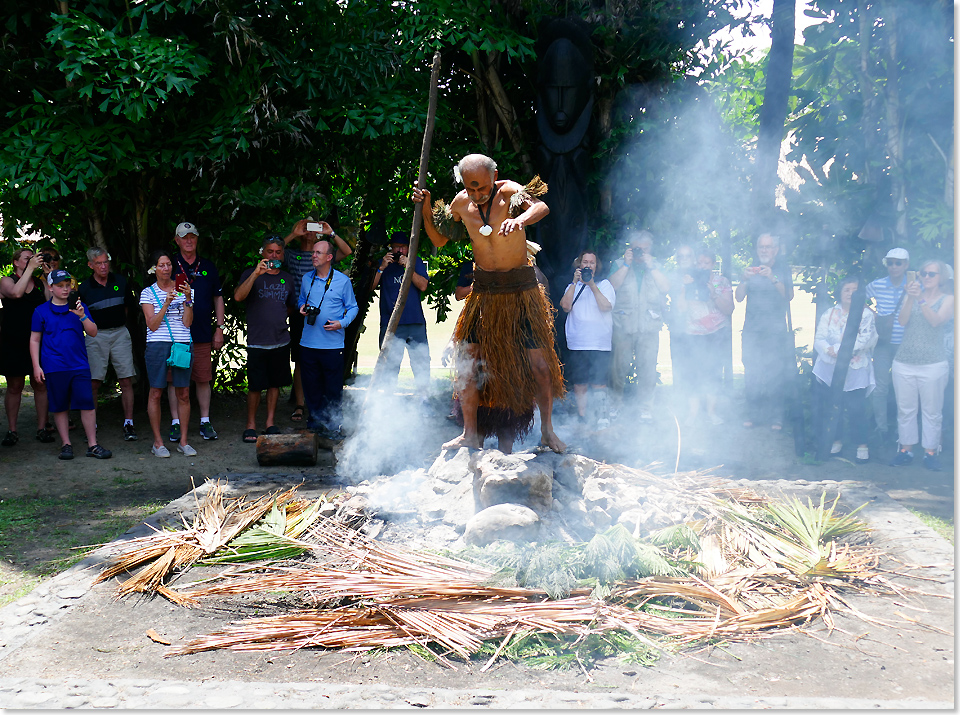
[371,231,431,395]
[866,247,910,441]
[167,221,224,442]
[79,247,139,440]
[29,269,111,460]
[283,218,353,423]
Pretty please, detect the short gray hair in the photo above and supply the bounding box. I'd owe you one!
[458,154,497,178]
[757,233,780,248]
[262,235,284,252]
[86,247,108,262]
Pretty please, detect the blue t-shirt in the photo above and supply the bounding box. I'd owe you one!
[31,301,91,373]
[379,258,428,326]
[298,269,359,350]
[171,253,223,344]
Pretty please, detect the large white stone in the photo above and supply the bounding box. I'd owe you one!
[477,452,553,515]
[428,447,479,483]
[464,504,540,546]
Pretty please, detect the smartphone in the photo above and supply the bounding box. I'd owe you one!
[174,273,189,292]
[306,222,322,233]
[68,290,81,310]
[906,270,917,283]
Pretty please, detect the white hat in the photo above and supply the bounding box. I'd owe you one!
[884,247,909,261]
[176,222,199,238]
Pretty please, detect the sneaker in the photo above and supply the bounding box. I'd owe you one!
[36,428,56,444]
[123,423,138,441]
[58,444,74,460]
[596,418,611,430]
[199,422,218,441]
[151,444,171,458]
[923,452,942,472]
[639,410,653,422]
[177,443,198,457]
[830,440,843,455]
[1,430,18,447]
[86,444,112,459]
[889,449,913,466]
[856,446,869,464]
[168,423,181,442]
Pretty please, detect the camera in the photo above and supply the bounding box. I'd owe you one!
[580,267,593,284]
[41,253,54,264]
[266,259,282,270]
[67,289,80,310]
[306,222,323,233]
[304,305,321,326]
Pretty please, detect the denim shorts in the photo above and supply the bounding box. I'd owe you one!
[144,342,192,389]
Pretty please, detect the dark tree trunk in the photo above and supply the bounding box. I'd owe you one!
[753,0,796,223]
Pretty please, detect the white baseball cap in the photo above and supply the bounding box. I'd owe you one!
[884,247,909,261]
[176,222,199,238]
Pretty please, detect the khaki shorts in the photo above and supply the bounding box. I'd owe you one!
[85,326,136,381]
[191,342,213,383]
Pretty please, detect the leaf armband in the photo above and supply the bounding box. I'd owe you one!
[431,199,466,242]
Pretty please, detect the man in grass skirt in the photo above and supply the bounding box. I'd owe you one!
[413,154,565,454]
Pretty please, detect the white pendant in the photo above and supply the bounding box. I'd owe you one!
[479,224,493,236]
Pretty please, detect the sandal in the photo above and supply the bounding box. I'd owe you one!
[1,430,18,447]
[291,406,304,422]
[242,429,258,443]
[264,425,281,435]
[36,428,56,443]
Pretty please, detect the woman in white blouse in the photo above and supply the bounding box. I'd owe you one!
[813,275,878,463]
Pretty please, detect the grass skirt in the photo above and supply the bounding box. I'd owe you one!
[452,267,565,441]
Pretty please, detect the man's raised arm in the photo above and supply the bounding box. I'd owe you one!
[412,186,456,248]
[499,182,549,236]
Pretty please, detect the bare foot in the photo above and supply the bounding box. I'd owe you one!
[539,429,566,454]
[442,432,481,451]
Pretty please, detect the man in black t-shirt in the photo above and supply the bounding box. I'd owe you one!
[234,236,298,441]
[168,221,225,442]
[79,247,139,441]
[734,233,795,430]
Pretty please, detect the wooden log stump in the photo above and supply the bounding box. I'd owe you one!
[256,432,319,466]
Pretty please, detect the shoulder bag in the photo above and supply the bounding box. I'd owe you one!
[150,285,193,369]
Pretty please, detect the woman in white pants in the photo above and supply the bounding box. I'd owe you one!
[889,260,954,471]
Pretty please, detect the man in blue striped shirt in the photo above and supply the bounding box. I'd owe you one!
[866,247,909,440]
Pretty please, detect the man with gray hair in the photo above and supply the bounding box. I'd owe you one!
[607,230,670,421]
[78,247,139,440]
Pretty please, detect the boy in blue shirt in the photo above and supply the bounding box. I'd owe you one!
[30,269,112,460]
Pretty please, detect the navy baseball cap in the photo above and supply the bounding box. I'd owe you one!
[47,269,72,285]
[389,231,410,245]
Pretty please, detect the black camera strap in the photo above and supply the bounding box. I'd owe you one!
[303,269,335,314]
[570,283,588,308]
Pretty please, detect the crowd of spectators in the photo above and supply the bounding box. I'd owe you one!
[0,221,952,472]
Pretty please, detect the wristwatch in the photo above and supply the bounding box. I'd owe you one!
[772,275,780,285]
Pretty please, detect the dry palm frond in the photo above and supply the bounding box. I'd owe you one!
[95,482,303,601]
[199,498,326,565]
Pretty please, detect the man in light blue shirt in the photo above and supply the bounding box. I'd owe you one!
[298,239,358,436]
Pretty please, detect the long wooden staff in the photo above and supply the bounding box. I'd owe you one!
[367,50,441,394]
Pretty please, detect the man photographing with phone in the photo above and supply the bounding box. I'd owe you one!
[297,238,358,438]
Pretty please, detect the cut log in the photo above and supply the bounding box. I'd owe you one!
[256,433,319,466]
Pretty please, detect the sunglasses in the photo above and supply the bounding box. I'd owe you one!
[886,259,906,266]
[919,271,939,278]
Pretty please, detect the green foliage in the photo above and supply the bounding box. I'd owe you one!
[475,630,661,670]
